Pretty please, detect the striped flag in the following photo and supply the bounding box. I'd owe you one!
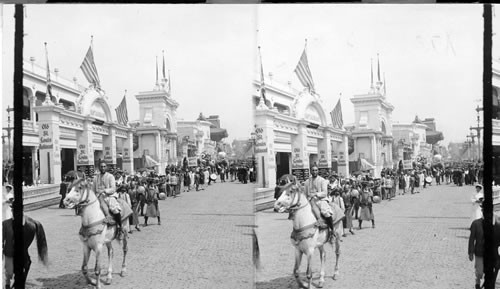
[44,43,53,101]
[80,45,101,89]
[115,94,129,126]
[330,99,343,129]
[294,46,315,94]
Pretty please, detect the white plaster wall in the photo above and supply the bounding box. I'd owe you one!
[141,134,156,157]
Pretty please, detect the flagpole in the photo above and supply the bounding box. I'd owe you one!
[44,42,52,105]
[168,69,171,94]
[156,56,159,87]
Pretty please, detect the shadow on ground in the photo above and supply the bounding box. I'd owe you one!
[29,272,102,289]
[256,274,330,289]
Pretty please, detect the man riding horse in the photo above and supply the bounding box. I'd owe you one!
[304,165,336,243]
[93,161,123,239]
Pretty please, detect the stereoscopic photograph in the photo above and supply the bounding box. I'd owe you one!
[1,3,499,289]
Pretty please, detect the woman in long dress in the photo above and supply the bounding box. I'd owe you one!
[127,181,141,232]
[358,184,375,229]
[144,182,161,226]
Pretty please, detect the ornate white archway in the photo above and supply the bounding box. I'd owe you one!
[77,89,113,123]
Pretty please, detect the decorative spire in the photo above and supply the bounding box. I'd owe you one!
[377,53,381,83]
[155,56,159,86]
[383,72,386,96]
[370,58,374,91]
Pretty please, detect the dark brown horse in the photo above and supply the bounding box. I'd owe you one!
[3,215,48,289]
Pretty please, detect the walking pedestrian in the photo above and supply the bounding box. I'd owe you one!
[128,181,141,232]
[358,183,375,229]
[144,181,161,226]
[59,177,69,208]
[342,185,355,235]
[469,206,485,289]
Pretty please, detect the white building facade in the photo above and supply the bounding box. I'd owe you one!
[253,76,349,189]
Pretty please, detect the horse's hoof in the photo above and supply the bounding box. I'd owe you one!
[318,280,324,288]
[333,271,339,280]
[88,278,97,286]
[103,277,112,285]
[120,270,127,277]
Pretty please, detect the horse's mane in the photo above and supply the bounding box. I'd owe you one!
[68,178,91,193]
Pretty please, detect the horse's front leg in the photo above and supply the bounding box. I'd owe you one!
[81,244,95,286]
[103,242,113,285]
[333,233,340,280]
[305,250,314,289]
[120,229,128,277]
[318,246,326,288]
[293,248,307,288]
[94,243,103,289]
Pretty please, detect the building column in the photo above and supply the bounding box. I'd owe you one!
[338,134,350,177]
[255,112,276,188]
[36,107,62,184]
[76,119,95,177]
[32,146,39,184]
[318,130,332,176]
[291,123,310,181]
[103,126,117,169]
[122,131,134,174]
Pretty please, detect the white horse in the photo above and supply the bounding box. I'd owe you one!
[64,178,131,289]
[274,175,341,289]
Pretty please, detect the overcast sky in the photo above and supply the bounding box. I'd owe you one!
[2,4,498,146]
[2,4,256,142]
[257,4,485,145]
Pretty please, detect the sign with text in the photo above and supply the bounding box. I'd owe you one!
[291,147,304,169]
[318,150,329,168]
[254,127,268,153]
[338,151,346,166]
[403,160,413,170]
[77,143,90,165]
[292,168,310,182]
[39,123,53,149]
[188,157,198,167]
[123,148,131,163]
[104,146,114,163]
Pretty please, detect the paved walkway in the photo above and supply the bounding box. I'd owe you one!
[19,181,255,289]
[255,183,489,289]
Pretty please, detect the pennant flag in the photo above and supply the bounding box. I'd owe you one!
[258,47,268,104]
[330,99,343,129]
[115,93,129,126]
[294,44,315,94]
[80,44,101,89]
[44,43,53,101]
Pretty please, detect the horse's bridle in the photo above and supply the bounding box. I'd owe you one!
[287,185,308,213]
[72,180,97,210]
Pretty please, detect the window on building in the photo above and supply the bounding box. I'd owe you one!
[58,99,75,111]
[23,88,30,120]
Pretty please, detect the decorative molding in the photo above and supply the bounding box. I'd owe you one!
[92,125,109,135]
[306,128,323,138]
[59,116,84,130]
[273,120,298,134]
[59,127,77,137]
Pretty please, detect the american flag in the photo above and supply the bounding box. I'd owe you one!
[330,99,343,129]
[80,45,101,89]
[115,94,129,126]
[45,43,53,100]
[294,47,315,94]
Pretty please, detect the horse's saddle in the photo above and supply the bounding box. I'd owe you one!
[310,200,345,230]
[99,197,133,225]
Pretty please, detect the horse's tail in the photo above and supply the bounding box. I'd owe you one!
[34,220,49,266]
[252,228,261,270]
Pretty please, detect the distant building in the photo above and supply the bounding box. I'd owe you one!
[392,121,432,162]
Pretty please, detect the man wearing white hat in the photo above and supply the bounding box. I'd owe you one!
[3,184,13,220]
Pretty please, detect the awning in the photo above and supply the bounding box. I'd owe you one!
[426,131,444,145]
[145,155,160,167]
[210,128,228,142]
[360,158,375,170]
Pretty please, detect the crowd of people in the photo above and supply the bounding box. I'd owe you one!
[57,161,256,235]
